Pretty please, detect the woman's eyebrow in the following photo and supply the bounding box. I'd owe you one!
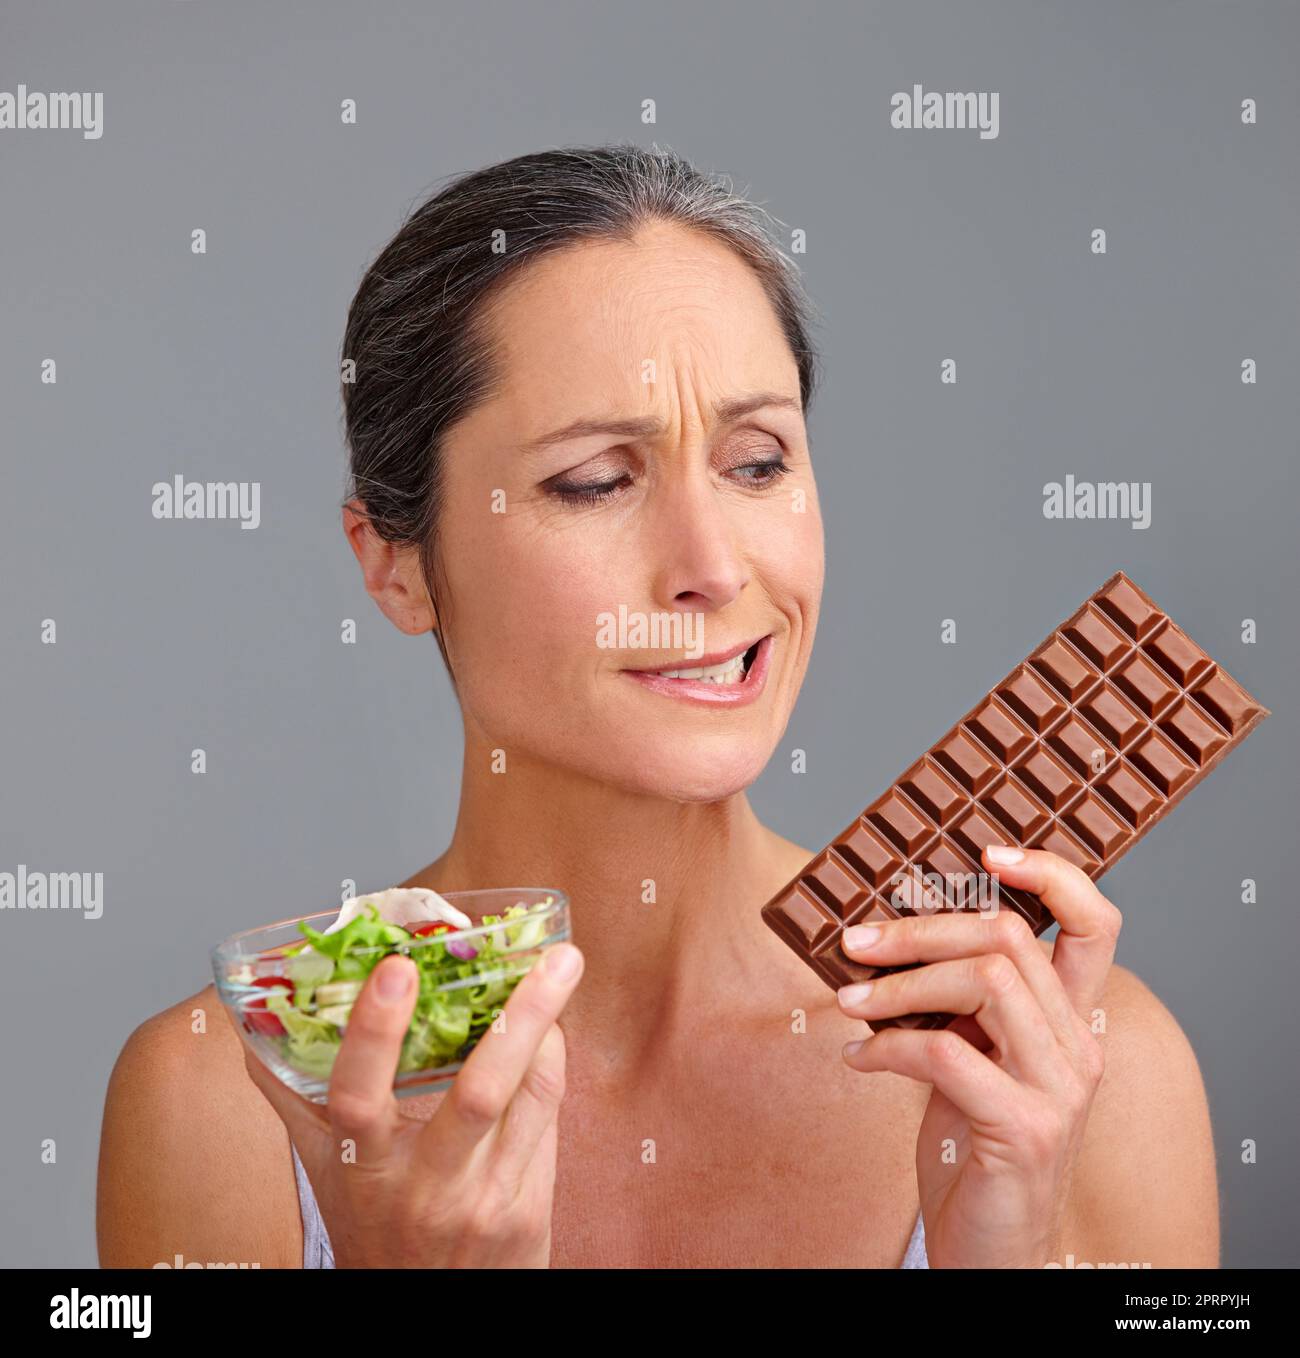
[517,391,802,457]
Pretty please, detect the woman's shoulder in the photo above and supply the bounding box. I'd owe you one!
[1055,948,1220,1266]
[108,983,259,1104]
[106,983,256,1112]
[97,985,302,1269]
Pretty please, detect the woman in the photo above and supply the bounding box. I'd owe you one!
[97,144,1218,1269]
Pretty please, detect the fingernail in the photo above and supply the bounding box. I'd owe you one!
[377,960,412,1003]
[545,944,580,980]
[842,924,881,951]
[843,1039,865,1058]
[839,982,873,1006]
[986,845,1024,865]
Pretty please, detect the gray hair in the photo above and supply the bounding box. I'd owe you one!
[340,142,822,687]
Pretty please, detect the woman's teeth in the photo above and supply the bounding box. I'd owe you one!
[649,653,747,684]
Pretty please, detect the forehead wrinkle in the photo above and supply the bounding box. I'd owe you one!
[472,230,794,460]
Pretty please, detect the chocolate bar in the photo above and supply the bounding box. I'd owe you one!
[761,572,1269,1030]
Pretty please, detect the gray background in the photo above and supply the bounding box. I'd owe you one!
[1,0,1295,1268]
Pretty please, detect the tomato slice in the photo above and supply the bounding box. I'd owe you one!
[245,975,294,1037]
[410,921,455,938]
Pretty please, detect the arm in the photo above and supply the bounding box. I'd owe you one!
[1064,961,1220,1268]
[96,987,303,1269]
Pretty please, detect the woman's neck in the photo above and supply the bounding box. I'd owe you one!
[401,734,802,1092]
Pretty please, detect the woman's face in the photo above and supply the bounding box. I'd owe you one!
[432,219,825,801]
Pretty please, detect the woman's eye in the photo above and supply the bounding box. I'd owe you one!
[731,457,792,488]
[548,475,630,506]
[546,455,791,507]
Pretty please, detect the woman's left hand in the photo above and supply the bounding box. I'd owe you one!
[836,845,1122,1269]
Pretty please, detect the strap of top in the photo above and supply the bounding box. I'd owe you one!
[290,1140,335,1269]
[900,1208,929,1269]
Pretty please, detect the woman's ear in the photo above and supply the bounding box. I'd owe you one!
[342,501,439,636]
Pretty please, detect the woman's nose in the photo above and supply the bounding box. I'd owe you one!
[648,475,752,611]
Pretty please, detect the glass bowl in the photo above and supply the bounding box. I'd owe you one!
[211,887,570,1104]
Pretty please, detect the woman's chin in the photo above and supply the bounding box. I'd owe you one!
[604,747,772,803]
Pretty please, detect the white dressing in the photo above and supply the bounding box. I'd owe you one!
[320,886,473,936]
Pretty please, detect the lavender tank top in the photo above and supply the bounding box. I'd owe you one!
[290,1141,929,1268]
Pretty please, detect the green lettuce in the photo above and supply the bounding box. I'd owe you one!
[256,897,556,1083]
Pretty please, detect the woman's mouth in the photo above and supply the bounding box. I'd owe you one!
[621,635,772,707]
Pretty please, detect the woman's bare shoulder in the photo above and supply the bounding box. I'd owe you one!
[1057,951,1219,1267]
[96,985,302,1269]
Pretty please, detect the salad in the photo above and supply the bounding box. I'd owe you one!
[231,888,556,1081]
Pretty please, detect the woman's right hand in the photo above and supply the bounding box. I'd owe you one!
[241,940,585,1267]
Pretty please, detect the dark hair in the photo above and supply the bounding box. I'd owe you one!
[340,142,822,688]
